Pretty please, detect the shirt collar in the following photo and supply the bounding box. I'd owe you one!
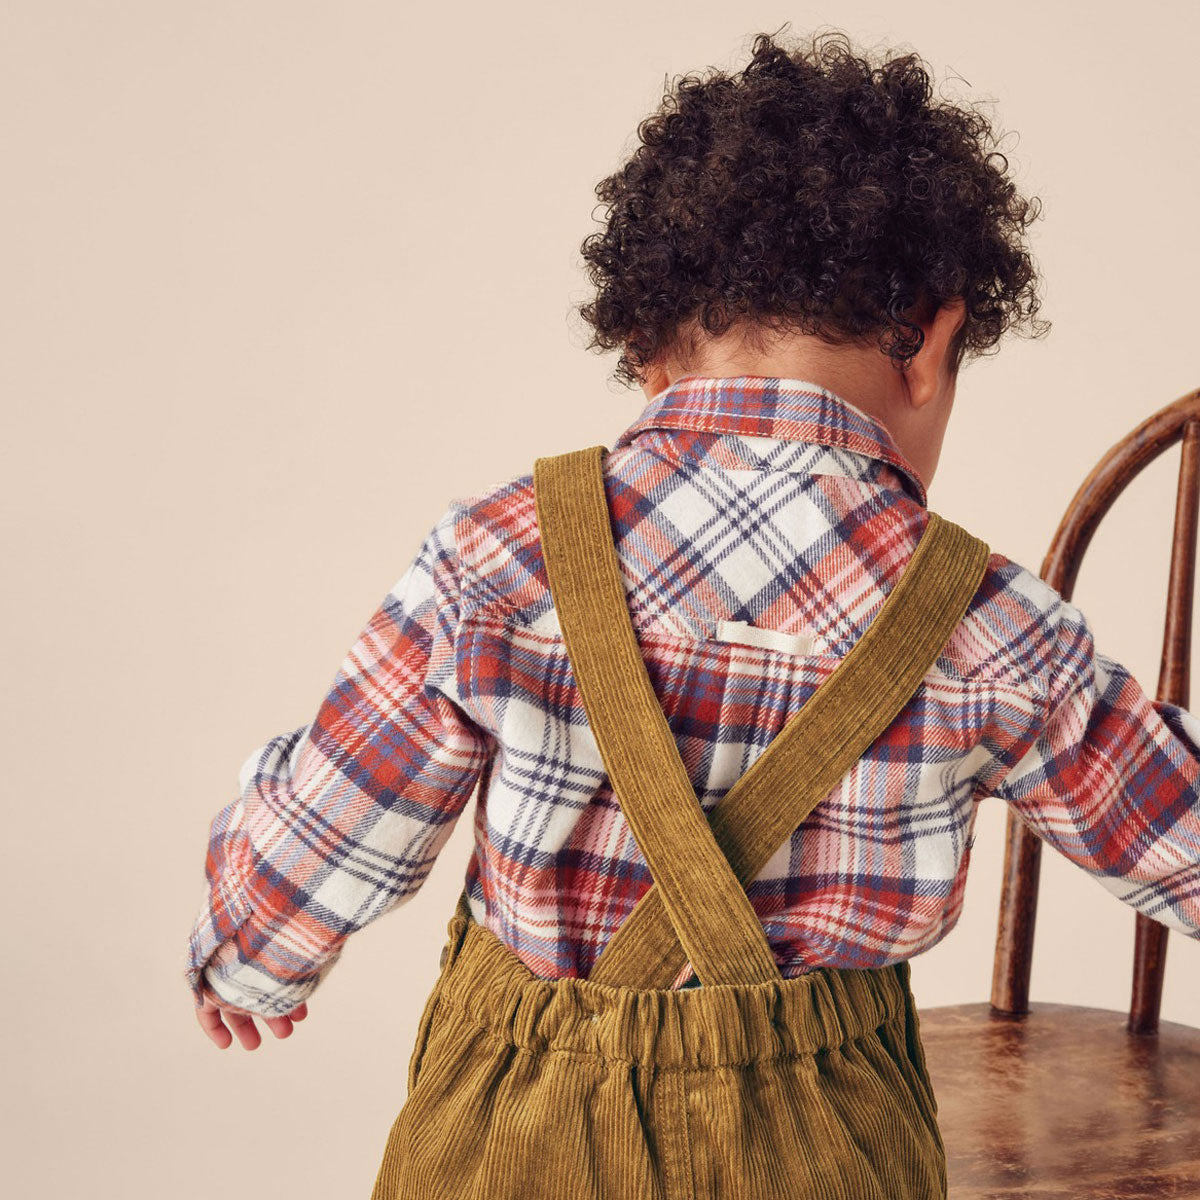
[613,373,928,508]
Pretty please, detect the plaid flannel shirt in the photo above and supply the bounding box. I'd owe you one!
[184,374,1200,1017]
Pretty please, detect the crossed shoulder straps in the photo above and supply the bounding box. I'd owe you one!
[533,443,991,990]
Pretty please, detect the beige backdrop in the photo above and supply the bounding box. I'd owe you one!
[4,3,1198,1196]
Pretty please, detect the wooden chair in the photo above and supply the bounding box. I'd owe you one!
[918,388,1200,1199]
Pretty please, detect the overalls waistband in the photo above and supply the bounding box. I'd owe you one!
[432,903,916,1071]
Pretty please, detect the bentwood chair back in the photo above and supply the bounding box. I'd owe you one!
[918,388,1200,1198]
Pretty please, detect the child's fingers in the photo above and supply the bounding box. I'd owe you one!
[195,999,235,1049]
[223,1008,263,1051]
[262,1014,296,1040]
[193,988,306,1048]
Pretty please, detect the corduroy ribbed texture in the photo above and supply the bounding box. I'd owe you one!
[371,903,948,1199]
[369,443,990,1200]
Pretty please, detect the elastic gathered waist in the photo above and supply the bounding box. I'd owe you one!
[432,905,916,1071]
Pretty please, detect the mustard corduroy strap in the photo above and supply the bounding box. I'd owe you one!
[534,443,991,990]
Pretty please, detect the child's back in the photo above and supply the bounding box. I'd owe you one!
[185,371,1200,1016]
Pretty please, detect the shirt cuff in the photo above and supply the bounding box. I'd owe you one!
[184,802,257,1010]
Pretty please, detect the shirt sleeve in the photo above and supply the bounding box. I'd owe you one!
[183,502,493,1017]
[979,594,1200,938]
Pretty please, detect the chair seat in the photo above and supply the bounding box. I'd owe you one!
[917,1002,1200,1198]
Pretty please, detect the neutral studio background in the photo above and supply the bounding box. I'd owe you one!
[4,3,1198,1196]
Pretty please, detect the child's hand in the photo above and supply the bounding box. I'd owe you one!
[193,982,309,1050]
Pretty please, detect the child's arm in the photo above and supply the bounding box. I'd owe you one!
[184,501,492,1018]
[977,585,1200,938]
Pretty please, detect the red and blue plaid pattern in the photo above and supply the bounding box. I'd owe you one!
[185,374,1200,1016]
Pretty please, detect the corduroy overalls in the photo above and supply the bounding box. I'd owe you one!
[370,444,990,1200]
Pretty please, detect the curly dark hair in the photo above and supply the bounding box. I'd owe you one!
[575,26,1050,388]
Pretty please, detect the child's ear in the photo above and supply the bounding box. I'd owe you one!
[904,296,967,410]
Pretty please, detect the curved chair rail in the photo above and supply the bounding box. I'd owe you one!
[990,388,1200,1031]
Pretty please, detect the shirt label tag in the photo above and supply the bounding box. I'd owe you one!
[714,619,816,656]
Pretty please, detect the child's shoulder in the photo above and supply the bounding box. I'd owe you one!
[445,466,536,561]
[948,540,1094,702]
[436,466,543,624]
